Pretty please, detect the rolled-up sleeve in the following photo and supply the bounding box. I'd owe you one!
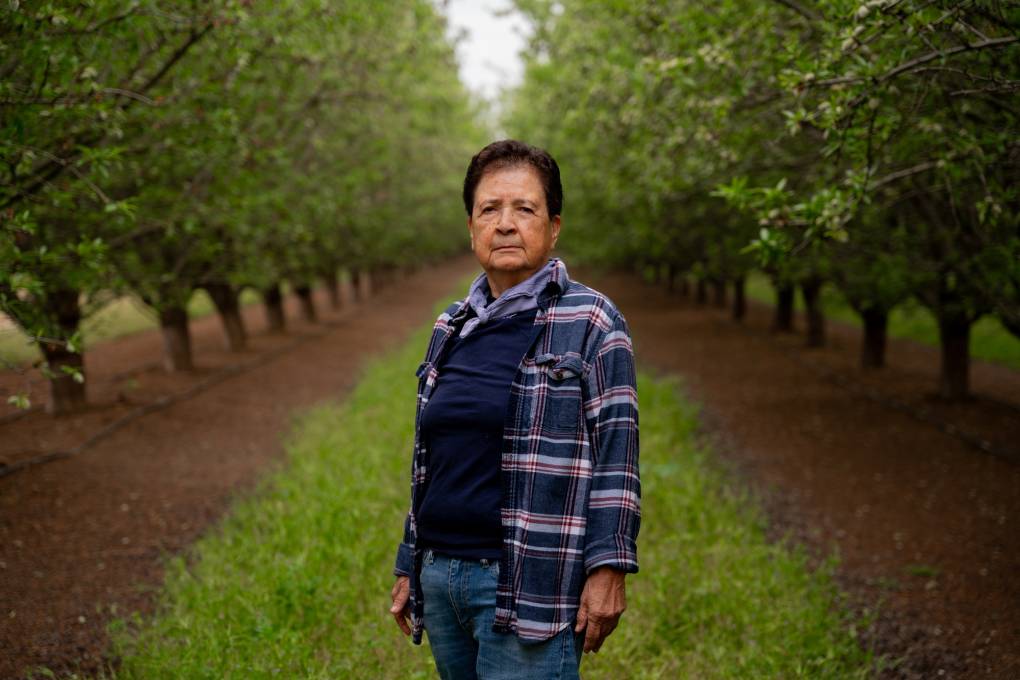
[581,311,640,574]
[393,512,414,577]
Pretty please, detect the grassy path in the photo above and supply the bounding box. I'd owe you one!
[105,303,875,679]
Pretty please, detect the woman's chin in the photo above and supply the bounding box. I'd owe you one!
[486,250,531,271]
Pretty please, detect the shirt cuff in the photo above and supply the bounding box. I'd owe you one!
[584,534,639,575]
[394,542,414,577]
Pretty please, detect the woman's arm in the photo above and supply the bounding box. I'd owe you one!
[581,311,641,575]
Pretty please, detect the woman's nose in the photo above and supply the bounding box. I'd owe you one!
[495,209,518,232]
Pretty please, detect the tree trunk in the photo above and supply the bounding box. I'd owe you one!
[204,283,246,351]
[158,306,193,372]
[772,284,795,332]
[383,265,397,289]
[350,270,362,302]
[356,270,373,300]
[40,343,86,415]
[295,284,317,323]
[262,283,286,334]
[860,308,887,369]
[666,264,677,294]
[732,276,746,322]
[998,308,1020,341]
[323,271,341,310]
[679,276,690,298]
[695,279,708,305]
[39,288,86,415]
[711,280,727,308]
[938,313,971,400]
[801,278,826,347]
[340,271,357,307]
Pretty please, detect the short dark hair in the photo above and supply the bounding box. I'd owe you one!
[462,139,563,218]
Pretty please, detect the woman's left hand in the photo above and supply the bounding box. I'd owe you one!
[390,576,412,636]
[573,566,627,653]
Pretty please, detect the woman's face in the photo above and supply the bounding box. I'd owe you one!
[468,165,561,281]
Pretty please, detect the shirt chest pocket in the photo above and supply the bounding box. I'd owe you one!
[534,353,585,432]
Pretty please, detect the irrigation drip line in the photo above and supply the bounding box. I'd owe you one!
[0,318,350,480]
[715,313,1019,465]
[0,403,40,426]
[1,360,165,428]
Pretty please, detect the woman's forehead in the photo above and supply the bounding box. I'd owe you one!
[475,165,544,201]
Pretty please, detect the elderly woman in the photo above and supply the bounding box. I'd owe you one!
[389,140,640,680]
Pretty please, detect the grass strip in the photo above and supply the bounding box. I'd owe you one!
[101,305,876,679]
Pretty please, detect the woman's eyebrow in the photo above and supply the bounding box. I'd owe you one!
[476,197,537,210]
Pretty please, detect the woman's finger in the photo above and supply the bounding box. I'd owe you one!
[392,608,411,636]
[390,578,411,635]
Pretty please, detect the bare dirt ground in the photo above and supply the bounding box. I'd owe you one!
[577,269,1019,680]
[1,258,1017,679]
[0,256,477,679]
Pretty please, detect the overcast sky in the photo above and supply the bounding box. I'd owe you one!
[441,0,531,104]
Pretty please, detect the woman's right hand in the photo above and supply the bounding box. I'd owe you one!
[390,576,411,635]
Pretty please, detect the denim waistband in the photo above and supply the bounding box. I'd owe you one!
[423,548,499,568]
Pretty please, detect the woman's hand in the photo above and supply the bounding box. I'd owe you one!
[573,566,627,653]
[390,576,411,635]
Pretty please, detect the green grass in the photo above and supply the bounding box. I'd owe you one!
[0,288,265,367]
[80,299,879,679]
[744,271,1020,371]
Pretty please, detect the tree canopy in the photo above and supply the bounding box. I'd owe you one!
[507,0,1018,398]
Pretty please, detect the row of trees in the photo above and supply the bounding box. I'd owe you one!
[509,0,1018,399]
[2,1,485,414]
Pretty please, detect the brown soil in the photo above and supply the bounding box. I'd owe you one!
[577,269,1019,680]
[1,259,1017,679]
[0,256,477,679]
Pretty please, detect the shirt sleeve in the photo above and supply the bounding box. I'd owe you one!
[581,310,641,574]
[393,511,414,577]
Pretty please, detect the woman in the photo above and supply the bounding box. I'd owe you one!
[389,140,641,680]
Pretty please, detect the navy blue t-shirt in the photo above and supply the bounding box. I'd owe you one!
[416,306,542,560]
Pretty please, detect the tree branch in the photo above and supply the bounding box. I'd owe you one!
[813,36,1020,88]
[1,21,215,211]
[883,36,1018,82]
[771,0,821,22]
[869,160,939,191]
[138,23,214,94]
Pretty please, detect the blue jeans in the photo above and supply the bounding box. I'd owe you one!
[420,549,584,680]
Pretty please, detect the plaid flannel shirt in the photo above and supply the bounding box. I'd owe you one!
[394,258,640,645]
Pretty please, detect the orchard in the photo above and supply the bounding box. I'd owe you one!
[1,2,1018,679]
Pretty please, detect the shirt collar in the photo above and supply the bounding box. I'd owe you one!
[471,257,563,302]
[454,257,569,337]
